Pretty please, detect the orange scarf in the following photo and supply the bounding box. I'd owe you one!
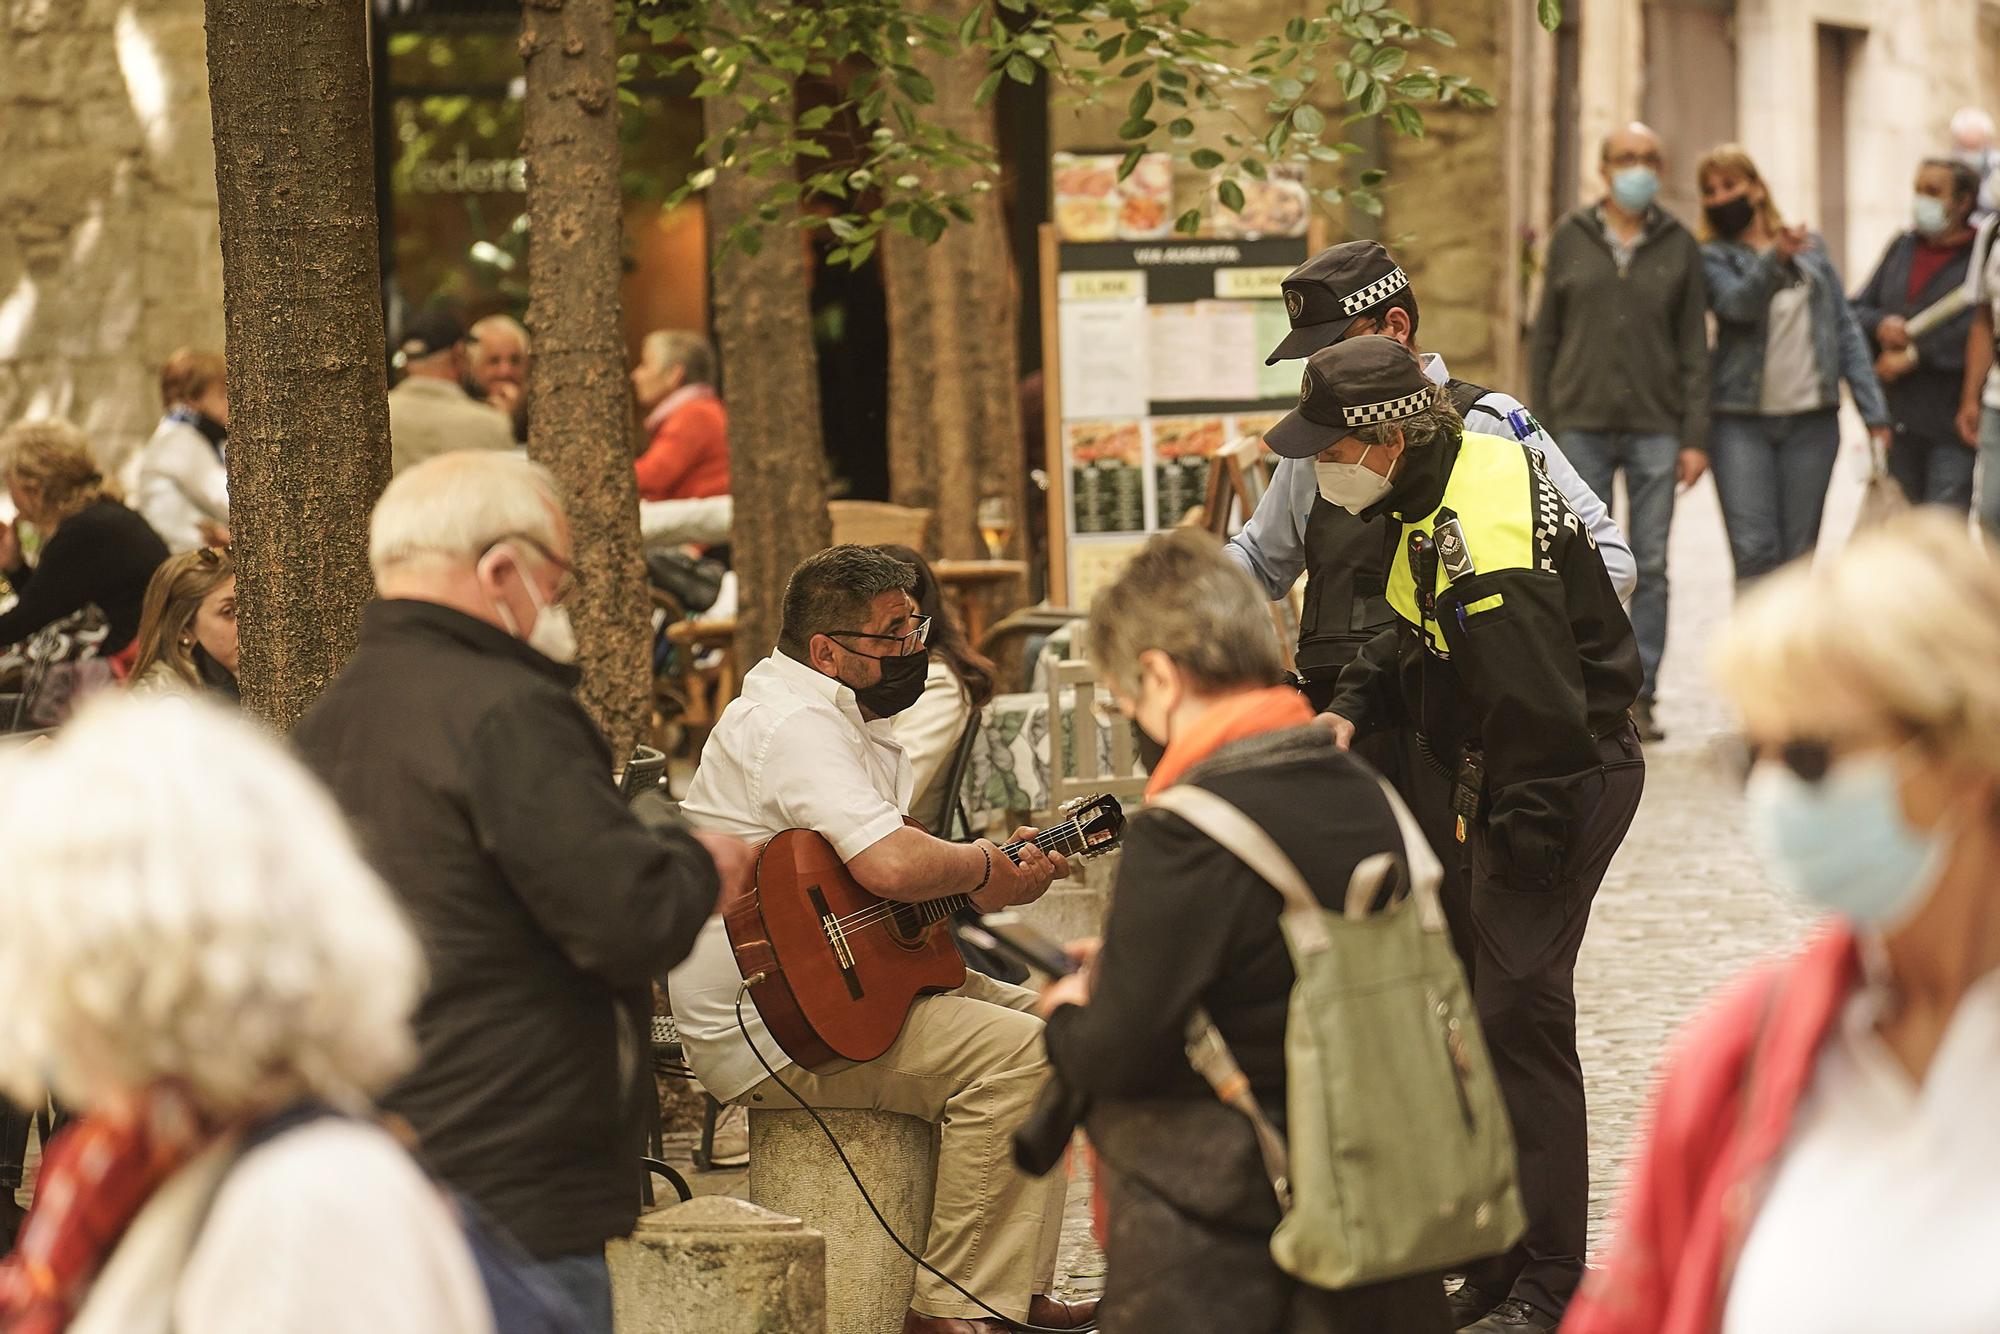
[1142,685,1316,797]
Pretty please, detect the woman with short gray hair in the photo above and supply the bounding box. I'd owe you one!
[1037,530,1453,1333]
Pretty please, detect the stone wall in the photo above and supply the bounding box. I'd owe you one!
[0,0,224,471]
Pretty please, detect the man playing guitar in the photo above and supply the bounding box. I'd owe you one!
[666,544,1095,1334]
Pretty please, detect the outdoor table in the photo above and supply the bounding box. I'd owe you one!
[930,558,1028,644]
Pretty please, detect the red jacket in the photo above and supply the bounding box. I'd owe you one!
[636,389,730,501]
[1562,925,1860,1334]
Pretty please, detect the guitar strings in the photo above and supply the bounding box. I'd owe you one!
[819,822,1092,936]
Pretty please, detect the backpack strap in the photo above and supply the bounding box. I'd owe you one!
[1443,377,1489,419]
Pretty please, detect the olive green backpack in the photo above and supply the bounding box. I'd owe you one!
[1148,777,1524,1289]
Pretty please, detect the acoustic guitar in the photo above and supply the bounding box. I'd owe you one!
[725,795,1127,1070]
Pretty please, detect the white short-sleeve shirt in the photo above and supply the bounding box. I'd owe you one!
[1965,217,2000,409]
[667,649,914,1100]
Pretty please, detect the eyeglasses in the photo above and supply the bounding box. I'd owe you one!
[1605,151,1664,170]
[195,544,230,567]
[826,614,932,658]
[488,533,580,604]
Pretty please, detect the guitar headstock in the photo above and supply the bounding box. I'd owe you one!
[1057,793,1127,857]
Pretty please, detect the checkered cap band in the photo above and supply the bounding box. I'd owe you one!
[1339,266,1409,317]
[1341,382,1437,427]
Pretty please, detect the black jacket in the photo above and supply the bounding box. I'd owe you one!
[1529,204,1711,452]
[1328,432,1641,889]
[1850,229,1979,443]
[0,498,167,652]
[293,600,718,1259]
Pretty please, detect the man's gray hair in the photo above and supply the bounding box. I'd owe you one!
[779,545,916,659]
[368,450,564,580]
[1086,530,1285,697]
[642,329,717,387]
[470,314,532,360]
[1354,395,1462,453]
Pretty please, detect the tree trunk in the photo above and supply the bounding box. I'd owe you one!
[205,0,389,730]
[521,0,652,762]
[705,94,831,667]
[883,5,1025,565]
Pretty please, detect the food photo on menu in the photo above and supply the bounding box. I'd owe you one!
[1151,416,1228,529]
[1065,419,1148,534]
[1052,151,1175,242]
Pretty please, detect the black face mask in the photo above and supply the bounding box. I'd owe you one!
[1705,193,1756,239]
[1134,725,1167,775]
[850,647,930,718]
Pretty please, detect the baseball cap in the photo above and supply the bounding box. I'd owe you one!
[1265,240,1411,365]
[1263,335,1440,459]
[395,310,468,365]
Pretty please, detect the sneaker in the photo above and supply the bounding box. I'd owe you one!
[1446,1279,1505,1328]
[1459,1297,1559,1333]
[706,1103,749,1168]
[1631,697,1665,742]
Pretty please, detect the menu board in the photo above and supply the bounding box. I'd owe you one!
[1041,229,1313,605]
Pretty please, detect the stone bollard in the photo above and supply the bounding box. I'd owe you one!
[748,1107,939,1334]
[609,1195,826,1334]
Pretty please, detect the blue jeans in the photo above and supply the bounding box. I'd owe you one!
[1977,407,2000,538]
[1885,426,1975,512]
[1708,410,1841,583]
[1557,430,1677,702]
[531,1251,613,1334]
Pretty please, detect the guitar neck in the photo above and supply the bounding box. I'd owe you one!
[919,817,1099,921]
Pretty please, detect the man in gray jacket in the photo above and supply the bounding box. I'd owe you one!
[1529,123,1710,741]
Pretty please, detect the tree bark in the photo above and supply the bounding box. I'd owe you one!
[883,5,1025,564]
[205,0,389,730]
[521,0,652,761]
[705,93,832,666]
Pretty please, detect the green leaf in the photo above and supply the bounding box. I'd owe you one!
[1394,73,1438,98]
[1423,27,1456,47]
[1342,65,1370,101]
[1459,84,1498,109]
[1284,16,1306,41]
[1369,46,1406,73]
[1358,81,1386,115]
[1094,35,1124,63]
[1292,103,1326,135]
[1123,30,1150,56]
[826,246,852,266]
[1116,117,1157,140]
[1358,167,1386,186]
[1537,0,1562,32]
[957,4,984,46]
[798,105,836,131]
[1388,102,1425,137]
[1317,186,1344,205]
[1190,147,1225,169]
[1272,76,1305,101]
[1127,82,1154,117]
[1118,145,1145,179]
[974,70,1004,106]
[1005,53,1036,83]
[1353,189,1384,217]
[1217,179,1245,213]
[1174,208,1203,235]
[1167,117,1194,138]
[851,237,877,265]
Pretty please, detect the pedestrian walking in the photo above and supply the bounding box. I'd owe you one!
[1567,511,2000,1334]
[1696,144,1892,582]
[1850,158,1982,512]
[1530,122,1709,741]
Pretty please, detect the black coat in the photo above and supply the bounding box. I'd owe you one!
[0,498,166,652]
[294,600,718,1259]
[1850,229,1979,443]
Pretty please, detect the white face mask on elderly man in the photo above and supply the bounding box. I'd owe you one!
[488,543,579,665]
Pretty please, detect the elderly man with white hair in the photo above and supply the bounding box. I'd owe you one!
[293,450,746,1333]
[0,697,495,1333]
[468,314,531,442]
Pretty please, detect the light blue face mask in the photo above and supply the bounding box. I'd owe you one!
[1745,751,1947,929]
[1913,193,1951,238]
[1611,166,1660,213]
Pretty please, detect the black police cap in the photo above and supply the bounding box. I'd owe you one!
[1263,335,1438,459]
[1264,240,1411,365]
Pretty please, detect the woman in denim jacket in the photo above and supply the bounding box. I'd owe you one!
[1696,144,1891,582]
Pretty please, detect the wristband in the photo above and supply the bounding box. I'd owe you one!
[971,844,993,895]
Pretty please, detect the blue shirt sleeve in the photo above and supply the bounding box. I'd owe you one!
[1465,394,1638,604]
[1222,457,1315,598]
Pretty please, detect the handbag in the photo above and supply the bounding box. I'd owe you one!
[1147,776,1525,1290]
[1853,432,1909,533]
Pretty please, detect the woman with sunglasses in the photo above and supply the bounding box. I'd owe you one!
[1566,510,2000,1334]
[129,546,239,702]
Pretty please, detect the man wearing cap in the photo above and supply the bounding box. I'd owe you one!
[389,310,519,473]
[1271,336,1645,1334]
[1228,240,1632,703]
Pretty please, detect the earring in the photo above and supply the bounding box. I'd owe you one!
[180,638,193,649]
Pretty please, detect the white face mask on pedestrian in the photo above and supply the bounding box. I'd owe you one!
[1315,444,1397,514]
[489,542,579,665]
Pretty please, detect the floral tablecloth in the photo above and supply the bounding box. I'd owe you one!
[960,688,1139,836]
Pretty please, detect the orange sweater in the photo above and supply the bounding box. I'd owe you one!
[636,392,730,501]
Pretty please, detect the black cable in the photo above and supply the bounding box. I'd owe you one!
[734,985,1093,1333]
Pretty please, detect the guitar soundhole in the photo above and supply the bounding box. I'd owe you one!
[885,902,931,948]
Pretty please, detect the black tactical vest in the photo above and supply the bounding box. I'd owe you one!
[1293,378,1491,682]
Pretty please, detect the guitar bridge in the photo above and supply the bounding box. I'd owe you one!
[807,883,864,1000]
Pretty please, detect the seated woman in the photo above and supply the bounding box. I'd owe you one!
[0,420,168,663]
[0,697,497,1333]
[879,543,997,834]
[129,546,240,701]
[1035,531,1452,1334]
[1566,510,2000,1334]
[135,347,231,553]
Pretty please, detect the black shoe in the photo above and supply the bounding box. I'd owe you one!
[1445,1280,1504,1328]
[1631,697,1664,742]
[1458,1297,1559,1333]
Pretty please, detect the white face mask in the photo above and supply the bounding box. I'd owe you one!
[491,544,580,665]
[1315,445,1395,514]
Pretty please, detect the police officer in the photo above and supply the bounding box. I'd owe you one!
[1227,240,1634,701]
[1268,337,1646,1334]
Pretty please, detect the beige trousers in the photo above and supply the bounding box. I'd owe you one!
[741,970,1070,1322]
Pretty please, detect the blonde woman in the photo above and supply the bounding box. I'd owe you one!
[1696,144,1890,582]
[0,420,167,658]
[1567,511,2000,1334]
[128,546,239,701]
[0,697,497,1334]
